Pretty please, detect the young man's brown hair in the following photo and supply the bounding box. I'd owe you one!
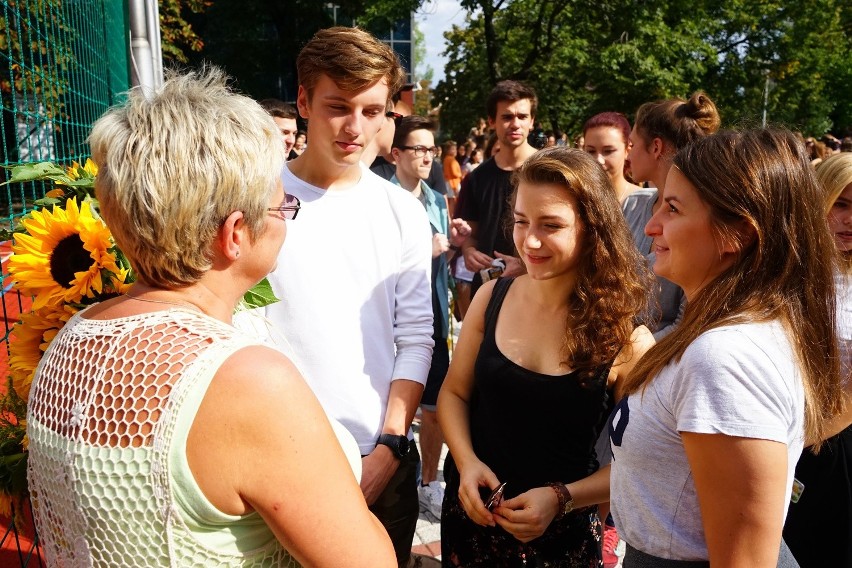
[258,98,297,120]
[297,26,405,102]
[485,80,538,120]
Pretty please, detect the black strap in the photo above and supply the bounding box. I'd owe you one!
[482,277,514,338]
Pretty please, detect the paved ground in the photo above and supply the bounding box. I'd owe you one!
[410,417,447,563]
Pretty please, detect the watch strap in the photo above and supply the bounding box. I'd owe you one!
[377,433,408,459]
[546,482,574,520]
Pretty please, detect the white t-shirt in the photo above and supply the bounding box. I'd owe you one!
[254,162,434,454]
[610,320,804,561]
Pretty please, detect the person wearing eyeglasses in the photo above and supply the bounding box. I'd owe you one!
[390,115,472,521]
[368,98,451,202]
[256,27,435,567]
[25,68,396,567]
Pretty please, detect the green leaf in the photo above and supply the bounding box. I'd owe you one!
[32,196,63,208]
[239,278,279,311]
[0,162,67,185]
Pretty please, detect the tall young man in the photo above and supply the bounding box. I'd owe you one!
[456,80,539,296]
[389,116,470,519]
[262,27,434,567]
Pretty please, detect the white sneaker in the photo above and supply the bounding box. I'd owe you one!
[418,481,444,518]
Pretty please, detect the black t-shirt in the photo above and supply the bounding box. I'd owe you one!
[455,157,515,258]
[370,156,396,181]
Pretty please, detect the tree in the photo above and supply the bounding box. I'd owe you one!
[159,0,211,63]
[184,1,429,101]
[436,0,852,140]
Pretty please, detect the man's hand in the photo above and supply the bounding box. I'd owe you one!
[449,218,472,249]
[494,252,524,277]
[360,445,400,505]
[463,247,494,272]
[432,233,450,258]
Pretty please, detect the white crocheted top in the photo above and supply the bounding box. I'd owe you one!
[26,307,299,567]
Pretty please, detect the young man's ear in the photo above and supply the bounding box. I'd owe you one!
[296,85,310,120]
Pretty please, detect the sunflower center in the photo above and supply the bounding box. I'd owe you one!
[49,234,91,288]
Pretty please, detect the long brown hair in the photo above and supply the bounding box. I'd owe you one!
[512,148,651,377]
[620,128,842,445]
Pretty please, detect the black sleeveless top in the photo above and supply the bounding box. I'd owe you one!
[468,278,612,498]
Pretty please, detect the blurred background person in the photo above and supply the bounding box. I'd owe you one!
[623,91,721,340]
[259,98,298,159]
[583,112,642,204]
[290,131,307,160]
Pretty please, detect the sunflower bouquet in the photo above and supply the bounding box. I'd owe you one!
[0,160,277,524]
[0,159,122,524]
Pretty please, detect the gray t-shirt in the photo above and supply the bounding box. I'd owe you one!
[621,189,685,340]
[609,320,804,561]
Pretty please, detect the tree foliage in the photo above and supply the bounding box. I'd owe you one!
[159,0,210,63]
[436,0,852,141]
[184,0,428,101]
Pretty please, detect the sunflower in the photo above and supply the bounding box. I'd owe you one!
[8,304,77,402]
[8,198,121,310]
[65,158,98,181]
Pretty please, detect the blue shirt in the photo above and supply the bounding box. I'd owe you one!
[391,176,450,338]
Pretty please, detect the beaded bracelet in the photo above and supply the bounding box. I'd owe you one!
[546,482,574,520]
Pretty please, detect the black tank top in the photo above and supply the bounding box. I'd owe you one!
[468,278,612,498]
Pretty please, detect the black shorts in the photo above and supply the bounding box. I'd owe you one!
[421,335,450,409]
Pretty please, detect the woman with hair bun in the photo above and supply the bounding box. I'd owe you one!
[623,91,720,340]
[611,128,843,567]
[783,152,852,568]
[582,112,642,204]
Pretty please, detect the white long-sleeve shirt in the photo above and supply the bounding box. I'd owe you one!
[261,162,434,453]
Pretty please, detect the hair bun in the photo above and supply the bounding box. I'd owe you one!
[684,91,721,134]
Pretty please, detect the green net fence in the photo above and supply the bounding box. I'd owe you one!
[0,0,130,348]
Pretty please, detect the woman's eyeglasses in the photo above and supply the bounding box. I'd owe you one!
[268,194,301,220]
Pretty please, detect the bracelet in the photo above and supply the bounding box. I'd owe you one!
[449,244,460,252]
[546,482,574,520]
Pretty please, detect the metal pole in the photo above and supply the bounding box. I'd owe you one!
[762,73,770,127]
[128,0,163,93]
[146,0,164,87]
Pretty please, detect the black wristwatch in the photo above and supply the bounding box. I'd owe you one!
[376,433,410,460]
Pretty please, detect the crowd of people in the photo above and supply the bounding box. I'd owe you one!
[23,24,852,568]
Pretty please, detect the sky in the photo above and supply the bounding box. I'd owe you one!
[415,0,468,85]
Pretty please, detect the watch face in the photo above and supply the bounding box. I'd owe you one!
[398,436,410,455]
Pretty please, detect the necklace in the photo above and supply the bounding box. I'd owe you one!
[124,293,201,313]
